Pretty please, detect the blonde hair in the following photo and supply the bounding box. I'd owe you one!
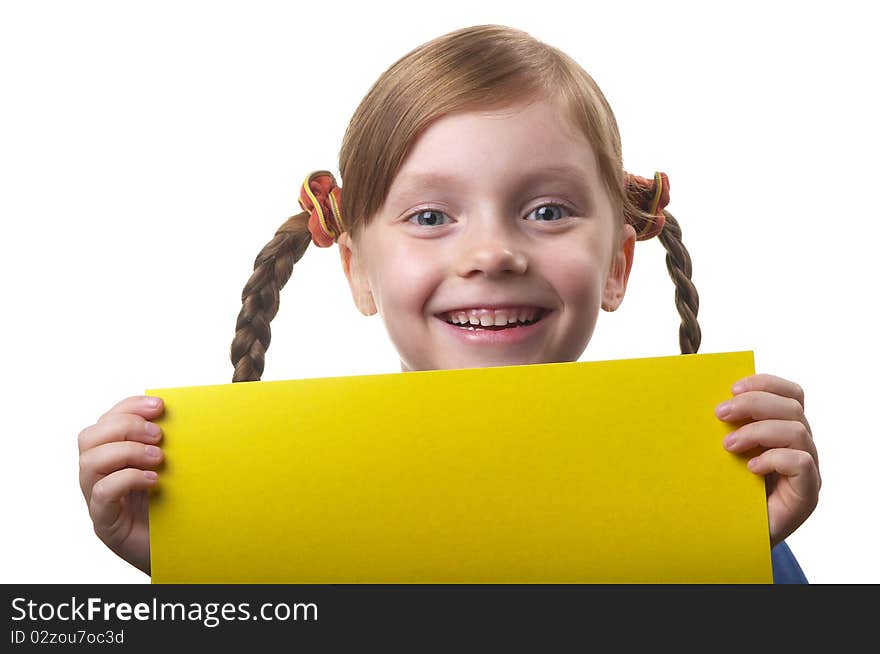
[230,25,700,381]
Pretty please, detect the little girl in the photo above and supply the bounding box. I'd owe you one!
[77,24,820,582]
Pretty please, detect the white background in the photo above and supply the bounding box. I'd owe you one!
[1,0,877,583]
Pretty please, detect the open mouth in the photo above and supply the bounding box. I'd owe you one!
[436,307,549,331]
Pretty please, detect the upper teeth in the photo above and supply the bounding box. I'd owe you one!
[442,308,542,326]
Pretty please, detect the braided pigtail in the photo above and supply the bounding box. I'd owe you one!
[655,209,701,354]
[230,171,344,382]
[625,172,701,355]
[230,212,313,382]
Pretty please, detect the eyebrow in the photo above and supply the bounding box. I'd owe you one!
[390,164,595,202]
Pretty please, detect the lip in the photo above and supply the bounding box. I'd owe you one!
[433,309,552,345]
[435,303,549,314]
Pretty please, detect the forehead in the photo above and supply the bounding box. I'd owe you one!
[388,98,599,197]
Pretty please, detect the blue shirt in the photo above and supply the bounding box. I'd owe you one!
[771,541,808,583]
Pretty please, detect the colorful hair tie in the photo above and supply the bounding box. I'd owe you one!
[625,171,669,241]
[298,170,344,247]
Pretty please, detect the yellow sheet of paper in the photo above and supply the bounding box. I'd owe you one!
[147,350,771,584]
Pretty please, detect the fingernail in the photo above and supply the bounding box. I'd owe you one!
[723,432,737,449]
[145,422,161,437]
[144,471,158,481]
[747,458,759,471]
[732,382,746,394]
[145,397,161,408]
[716,401,732,419]
[145,445,162,458]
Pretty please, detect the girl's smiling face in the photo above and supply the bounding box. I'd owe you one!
[338,97,636,372]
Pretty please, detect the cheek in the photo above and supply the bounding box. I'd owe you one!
[365,239,440,318]
[363,240,444,371]
[543,248,606,360]
[539,242,607,308]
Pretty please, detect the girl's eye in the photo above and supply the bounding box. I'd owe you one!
[525,204,572,221]
[406,204,573,226]
[407,209,450,227]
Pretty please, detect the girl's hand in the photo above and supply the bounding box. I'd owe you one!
[78,396,165,576]
[715,374,820,548]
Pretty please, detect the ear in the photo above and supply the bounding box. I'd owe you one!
[601,223,636,312]
[337,231,378,316]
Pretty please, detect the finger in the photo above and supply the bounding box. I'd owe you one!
[80,440,164,503]
[78,410,164,454]
[715,390,808,431]
[726,375,815,445]
[747,448,820,502]
[747,448,821,545]
[78,396,165,453]
[722,419,817,461]
[89,468,159,537]
[99,395,165,423]
[731,373,804,408]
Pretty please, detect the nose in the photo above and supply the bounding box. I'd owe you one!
[454,218,529,278]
